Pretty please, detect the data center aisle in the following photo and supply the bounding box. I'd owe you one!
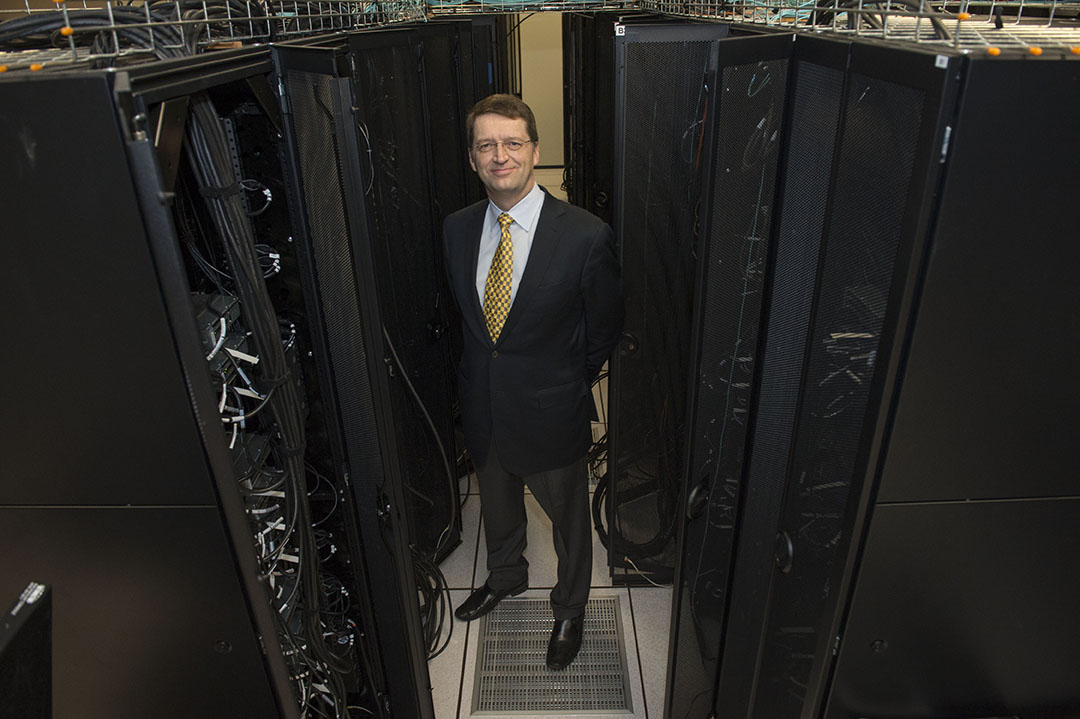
[429,373,673,719]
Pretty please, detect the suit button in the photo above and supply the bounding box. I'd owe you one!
[492,350,499,358]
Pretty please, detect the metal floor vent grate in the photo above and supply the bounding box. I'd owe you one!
[472,597,633,715]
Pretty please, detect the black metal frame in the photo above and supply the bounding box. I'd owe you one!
[708,33,852,719]
[127,109,301,719]
[697,34,964,719]
[666,30,798,719]
[609,21,733,587]
[348,26,462,564]
[0,64,297,719]
[821,51,1080,719]
[270,42,434,719]
[791,41,963,718]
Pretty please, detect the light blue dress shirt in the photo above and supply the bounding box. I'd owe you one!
[475,182,546,307]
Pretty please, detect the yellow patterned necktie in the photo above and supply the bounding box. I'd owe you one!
[483,212,514,342]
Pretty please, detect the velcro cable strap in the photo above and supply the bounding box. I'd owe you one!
[200,182,240,200]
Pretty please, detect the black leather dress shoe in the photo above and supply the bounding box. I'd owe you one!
[454,579,528,621]
[545,614,584,670]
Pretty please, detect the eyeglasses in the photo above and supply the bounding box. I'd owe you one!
[472,139,534,155]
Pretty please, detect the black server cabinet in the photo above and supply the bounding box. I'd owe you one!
[272,43,436,719]
[822,55,1080,719]
[563,13,688,226]
[608,22,730,583]
[344,19,498,516]
[1,42,443,718]
[415,20,493,219]
[0,66,294,719]
[741,41,965,719]
[464,16,500,102]
[684,36,1080,719]
[706,34,850,719]
[667,31,797,719]
[348,28,461,563]
[412,19,499,413]
[563,11,619,223]
[685,37,966,719]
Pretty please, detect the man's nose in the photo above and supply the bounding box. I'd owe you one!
[492,142,510,162]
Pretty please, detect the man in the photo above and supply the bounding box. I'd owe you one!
[443,94,623,671]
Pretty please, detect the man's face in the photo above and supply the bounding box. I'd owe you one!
[469,113,540,209]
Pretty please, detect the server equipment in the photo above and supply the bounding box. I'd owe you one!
[0,14,502,712]
[563,11,619,223]
[347,20,506,560]
[271,40,439,718]
[562,11,685,225]
[607,21,731,585]
[1,51,303,718]
[600,22,1080,719]
[667,29,797,718]
[1,582,52,719]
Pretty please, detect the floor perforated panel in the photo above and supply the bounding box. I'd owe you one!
[472,597,633,714]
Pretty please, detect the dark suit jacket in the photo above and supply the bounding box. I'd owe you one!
[443,189,623,476]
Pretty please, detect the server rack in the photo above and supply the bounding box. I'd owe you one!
[735,39,967,719]
[667,30,797,719]
[644,29,1080,719]
[412,18,499,419]
[347,27,462,563]
[0,57,297,719]
[608,21,731,584]
[562,11,683,223]
[272,41,437,719]
[819,51,1080,719]
[563,11,619,222]
[0,38,444,718]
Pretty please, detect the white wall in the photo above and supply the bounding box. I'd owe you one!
[519,12,564,167]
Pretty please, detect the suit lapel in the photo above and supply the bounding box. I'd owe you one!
[463,202,486,327]
[497,192,566,344]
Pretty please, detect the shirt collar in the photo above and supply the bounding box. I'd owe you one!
[487,182,545,233]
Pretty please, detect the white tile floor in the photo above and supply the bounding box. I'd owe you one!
[427,462,673,719]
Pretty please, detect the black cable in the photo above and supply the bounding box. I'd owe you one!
[240,178,274,217]
[184,91,351,715]
[380,324,459,559]
[412,546,453,660]
[503,12,537,39]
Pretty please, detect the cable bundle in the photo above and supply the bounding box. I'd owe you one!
[0,6,180,57]
[184,93,356,716]
[0,0,270,58]
[380,326,460,661]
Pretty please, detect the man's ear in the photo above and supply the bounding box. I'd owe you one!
[468,151,477,173]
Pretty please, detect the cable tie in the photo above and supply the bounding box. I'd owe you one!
[234,386,265,400]
[276,444,305,459]
[225,347,260,365]
[199,182,241,200]
[206,317,228,360]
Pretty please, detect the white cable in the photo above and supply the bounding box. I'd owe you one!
[624,556,670,588]
[206,316,228,360]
